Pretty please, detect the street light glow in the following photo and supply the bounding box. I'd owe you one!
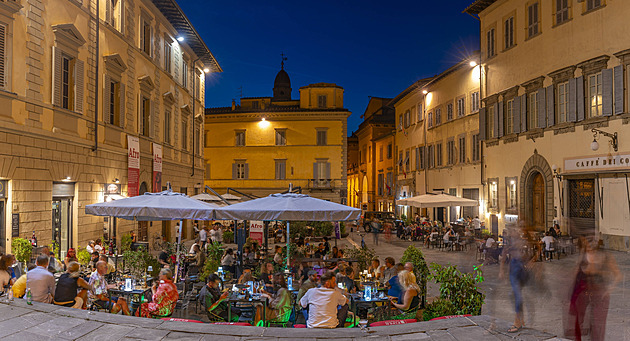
[422,90,428,95]
[203,68,210,73]
[177,36,185,42]
[469,61,477,67]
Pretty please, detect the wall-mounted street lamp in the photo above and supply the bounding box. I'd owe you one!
[591,128,618,152]
[551,164,564,216]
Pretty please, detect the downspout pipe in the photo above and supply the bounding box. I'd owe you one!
[92,0,100,152]
[192,58,200,177]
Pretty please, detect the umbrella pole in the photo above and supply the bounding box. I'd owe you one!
[286,221,290,270]
[175,220,182,282]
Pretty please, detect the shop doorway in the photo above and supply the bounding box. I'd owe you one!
[52,198,72,259]
[568,179,595,236]
[462,188,479,219]
[532,173,545,230]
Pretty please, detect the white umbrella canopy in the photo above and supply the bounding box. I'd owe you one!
[397,193,478,208]
[214,193,361,221]
[190,193,222,201]
[85,189,220,221]
[221,193,242,200]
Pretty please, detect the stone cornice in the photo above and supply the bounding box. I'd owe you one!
[576,55,610,76]
[521,76,545,93]
[548,65,576,83]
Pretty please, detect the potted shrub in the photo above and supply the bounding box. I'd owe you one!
[11,238,32,267]
[426,263,485,318]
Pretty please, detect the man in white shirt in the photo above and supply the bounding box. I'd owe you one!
[86,240,95,254]
[300,271,349,328]
[541,232,556,261]
[199,227,208,249]
[485,235,496,248]
[473,216,481,230]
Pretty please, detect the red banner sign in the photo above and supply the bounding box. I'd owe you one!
[152,143,162,192]
[127,135,140,197]
[249,220,264,246]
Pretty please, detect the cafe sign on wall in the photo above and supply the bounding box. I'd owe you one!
[564,153,630,173]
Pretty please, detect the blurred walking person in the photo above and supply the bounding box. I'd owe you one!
[566,236,620,341]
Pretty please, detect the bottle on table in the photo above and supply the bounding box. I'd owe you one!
[26,288,32,305]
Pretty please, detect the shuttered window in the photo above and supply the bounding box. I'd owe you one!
[316,130,327,146]
[471,91,480,112]
[557,81,569,123]
[555,0,569,25]
[504,16,514,49]
[275,129,286,146]
[181,119,188,149]
[447,103,453,121]
[588,72,603,117]
[164,42,172,73]
[141,19,151,55]
[141,96,150,136]
[235,130,245,146]
[436,143,443,167]
[447,140,455,165]
[435,108,442,125]
[164,110,171,144]
[486,28,495,58]
[472,134,480,162]
[182,59,188,89]
[487,106,495,138]
[428,145,434,169]
[428,112,433,128]
[275,160,286,180]
[506,99,514,134]
[457,97,465,117]
[528,2,540,38]
[233,162,248,180]
[528,92,539,130]
[106,80,121,126]
[387,143,392,159]
[459,136,466,164]
[586,0,602,11]
[318,95,327,108]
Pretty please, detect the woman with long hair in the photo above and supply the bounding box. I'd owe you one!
[389,270,420,312]
[256,272,292,325]
[0,254,15,293]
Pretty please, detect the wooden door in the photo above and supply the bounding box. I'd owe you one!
[532,173,545,230]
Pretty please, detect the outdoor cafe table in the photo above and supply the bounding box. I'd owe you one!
[350,293,389,319]
[108,287,152,312]
[226,293,268,325]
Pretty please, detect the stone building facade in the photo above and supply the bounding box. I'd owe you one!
[466,0,630,250]
[204,67,349,203]
[0,0,220,256]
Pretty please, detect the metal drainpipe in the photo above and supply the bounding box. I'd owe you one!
[92,0,100,152]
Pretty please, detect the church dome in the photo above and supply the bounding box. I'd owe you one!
[273,69,292,101]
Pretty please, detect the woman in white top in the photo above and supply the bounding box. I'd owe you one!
[221,248,236,275]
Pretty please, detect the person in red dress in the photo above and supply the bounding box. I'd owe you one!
[136,268,179,318]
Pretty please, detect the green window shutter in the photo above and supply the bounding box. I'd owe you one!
[513,95,521,133]
[546,85,555,127]
[602,68,613,116]
[478,107,486,141]
[577,76,585,121]
[614,65,624,115]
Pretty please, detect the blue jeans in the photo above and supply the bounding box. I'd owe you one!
[509,258,526,314]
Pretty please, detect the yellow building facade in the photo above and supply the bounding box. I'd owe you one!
[466,0,630,249]
[0,0,219,255]
[351,97,396,212]
[204,68,350,203]
[393,56,482,221]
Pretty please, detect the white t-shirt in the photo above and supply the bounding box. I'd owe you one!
[86,245,95,254]
[94,244,103,253]
[473,218,481,230]
[300,287,347,328]
[485,238,495,248]
[541,236,555,250]
[210,229,218,242]
[199,229,207,243]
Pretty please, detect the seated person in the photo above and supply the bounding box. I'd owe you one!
[53,261,91,309]
[387,263,405,300]
[26,255,56,303]
[201,274,240,321]
[86,240,95,254]
[541,232,556,260]
[238,270,255,285]
[338,266,357,293]
[0,254,15,293]
[256,273,292,325]
[94,239,104,254]
[297,270,319,302]
[258,262,274,285]
[89,251,100,270]
[158,249,170,268]
[242,247,255,263]
[220,248,236,275]
[89,261,130,315]
[389,270,420,313]
[381,257,397,284]
[136,268,179,318]
[188,239,200,254]
[300,271,349,328]
[64,248,78,271]
[368,258,383,280]
[12,264,36,298]
[188,244,205,275]
[99,255,116,274]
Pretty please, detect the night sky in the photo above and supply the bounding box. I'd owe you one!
[177,0,480,134]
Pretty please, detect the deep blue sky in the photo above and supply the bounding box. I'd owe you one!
[177,0,480,134]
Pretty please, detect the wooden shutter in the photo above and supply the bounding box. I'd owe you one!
[568,78,577,122]
[75,59,85,113]
[232,163,237,179]
[520,94,528,132]
[244,163,249,179]
[537,88,546,128]
[577,76,585,121]
[52,46,63,106]
[103,75,111,122]
[0,24,6,88]
[325,162,331,179]
[602,68,613,116]
[546,85,555,127]
[497,101,504,137]
[105,0,112,25]
[614,65,624,115]
[513,95,521,133]
[478,107,486,141]
[492,103,499,138]
[313,163,318,180]
[138,95,143,135]
[119,83,125,128]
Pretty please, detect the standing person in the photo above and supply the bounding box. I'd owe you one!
[499,226,534,333]
[210,225,218,245]
[300,271,349,328]
[216,224,224,244]
[371,222,380,246]
[198,226,208,249]
[26,255,56,303]
[157,249,170,268]
[473,216,481,235]
[567,237,620,341]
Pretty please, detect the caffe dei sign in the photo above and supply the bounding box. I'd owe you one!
[564,153,630,173]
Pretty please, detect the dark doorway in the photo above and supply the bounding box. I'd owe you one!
[52,198,72,259]
[490,214,498,237]
[568,179,596,236]
[462,188,479,218]
[532,173,545,230]
[0,200,5,252]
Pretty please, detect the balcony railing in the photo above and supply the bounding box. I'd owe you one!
[308,179,334,189]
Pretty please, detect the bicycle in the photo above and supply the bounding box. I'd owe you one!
[152,233,167,251]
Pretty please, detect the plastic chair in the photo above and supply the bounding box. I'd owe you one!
[266,307,293,327]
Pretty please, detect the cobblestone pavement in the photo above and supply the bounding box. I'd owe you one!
[343,228,630,341]
[0,299,568,340]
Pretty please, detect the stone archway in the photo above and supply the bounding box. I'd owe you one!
[519,151,554,230]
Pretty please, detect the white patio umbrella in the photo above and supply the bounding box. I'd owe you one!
[397,193,478,208]
[221,193,242,200]
[190,193,229,207]
[85,189,220,279]
[214,193,361,266]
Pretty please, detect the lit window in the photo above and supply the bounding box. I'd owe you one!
[489,181,498,209]
[588,73,603,117]
[507,179,517,210]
